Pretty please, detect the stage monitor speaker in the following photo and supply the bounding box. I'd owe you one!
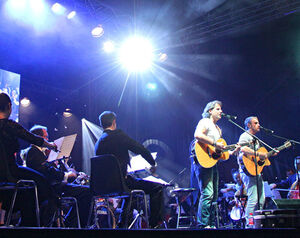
[254,209,300,228]
[274,199,300,210]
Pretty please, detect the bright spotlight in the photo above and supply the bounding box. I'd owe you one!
[63,108,72,118]
[158,53,168,62]
[51,3,66,15]
[67,11,76,19]
[91,25,104,38]
[5,0,27,12]
[118,36,154,72]
[146,83,157,90]
[103,41,115,53]
[20,97,30,107]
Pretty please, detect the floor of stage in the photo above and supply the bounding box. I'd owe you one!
[0,227,299,238]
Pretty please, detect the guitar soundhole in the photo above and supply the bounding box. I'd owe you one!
[212,153,221,160]
[258,160,265,166]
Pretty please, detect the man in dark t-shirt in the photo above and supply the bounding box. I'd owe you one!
[94,111,164,228]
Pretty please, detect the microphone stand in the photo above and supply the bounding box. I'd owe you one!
[260,130,300,198]
[223,118,277,212]
[262,130,300,146]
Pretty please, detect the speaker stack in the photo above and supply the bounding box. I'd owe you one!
[254,199,300,228]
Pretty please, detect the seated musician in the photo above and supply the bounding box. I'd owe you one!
[221,169,247,199]
[94,111,165,229]
[25,125,91,227]
[287,156,300,199]
[270,167,297,198]
[0,93,57,227]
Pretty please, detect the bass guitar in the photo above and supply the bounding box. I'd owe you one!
[195,138,251,168]
[242,141,291,176]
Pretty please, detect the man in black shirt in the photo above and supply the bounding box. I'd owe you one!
[94,111,164,228]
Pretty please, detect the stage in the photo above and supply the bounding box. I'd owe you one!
[0,227,299,238]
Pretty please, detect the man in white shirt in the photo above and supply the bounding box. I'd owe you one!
[191,100,224,228]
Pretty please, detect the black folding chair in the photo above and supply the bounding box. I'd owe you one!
[0,179,40,227]
[87,154,149,229]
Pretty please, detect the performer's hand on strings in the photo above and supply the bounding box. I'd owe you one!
[229,144,241,156]
[215,141,225,150]
[43,141,58,152]
[258,152,268,160]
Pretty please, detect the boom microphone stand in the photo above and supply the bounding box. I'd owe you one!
[261,129,300,146]
[260,129,300,199]
[223,117,277,212]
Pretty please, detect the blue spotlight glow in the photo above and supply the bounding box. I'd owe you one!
[51,3,66,15]
[146,82,157,90]
[67,11,76,19]
[5,0,27,17]
[118,36,154,72]
[91,25,104,37]
[5,0,50,31]
[103,41,115,53]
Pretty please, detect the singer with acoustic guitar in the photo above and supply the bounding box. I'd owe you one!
[191,100,235,229]
[237,116,274,228]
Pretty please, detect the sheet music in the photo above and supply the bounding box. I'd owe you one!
[143,175,169,185]
[127,152,157,173]
[47,134,77,162]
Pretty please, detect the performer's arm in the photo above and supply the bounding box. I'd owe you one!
[239,134,267,159]
[8,120,57,151]
[122,131,156,166]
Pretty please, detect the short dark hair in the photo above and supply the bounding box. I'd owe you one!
[30,125,48,136]
[0,93,12,112]
[244,116,257,129]
[99,111,116,129]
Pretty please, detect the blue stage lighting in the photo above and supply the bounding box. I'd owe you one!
[5,0,27,17]
[146,83,157,90]
[5,0,49,30]
[91,25,104,37]
[67,11,76,19]
[51,3,66,15]
[103,41,115,53]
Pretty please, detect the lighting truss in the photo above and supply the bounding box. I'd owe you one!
[174,0,300,47]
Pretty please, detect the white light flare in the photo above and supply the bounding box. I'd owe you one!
[118,36,154,72]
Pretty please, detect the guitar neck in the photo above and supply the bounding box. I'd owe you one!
[266,142,291,157]
[225,142,250,151]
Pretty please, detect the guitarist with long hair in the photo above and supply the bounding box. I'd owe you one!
[192,100,225,228]
[237,116,269,228]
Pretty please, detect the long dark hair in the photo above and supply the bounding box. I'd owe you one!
[0,93,12,112]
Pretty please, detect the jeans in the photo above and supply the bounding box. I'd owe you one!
[240,171,265,227]
[191,157,219,227]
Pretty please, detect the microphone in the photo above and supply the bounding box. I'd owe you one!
[260,126,274,134]
[221,112,237,120]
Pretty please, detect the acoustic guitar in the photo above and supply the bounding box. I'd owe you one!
[242,141,291,176]
[195,138,251,168]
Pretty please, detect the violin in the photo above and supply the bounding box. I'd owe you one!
[58,157,90,185]
[287,180,300,199]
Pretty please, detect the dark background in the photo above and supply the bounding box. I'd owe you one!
[0,0,299,187]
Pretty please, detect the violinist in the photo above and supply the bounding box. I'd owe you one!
[25,125,92,227]
[287,156,300,199]
[56,157,89,185]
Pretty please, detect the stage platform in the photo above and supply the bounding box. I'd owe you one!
[0,227,299,238]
